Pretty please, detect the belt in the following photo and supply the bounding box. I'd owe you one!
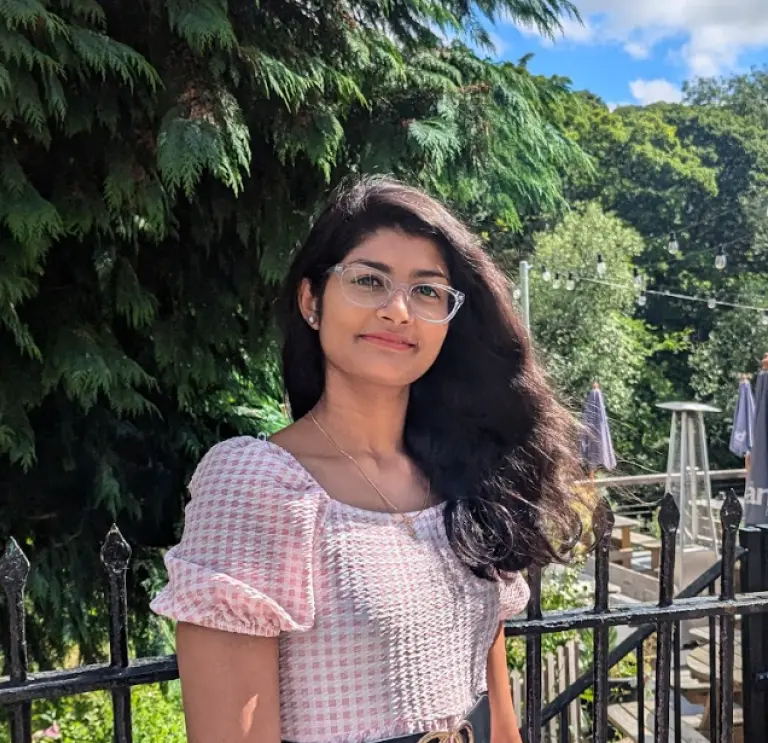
[283,694,490,743]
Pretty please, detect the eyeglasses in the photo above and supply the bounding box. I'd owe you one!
[331,264,465,324]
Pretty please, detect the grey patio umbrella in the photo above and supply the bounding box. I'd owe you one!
[729,374,755,459]
[580,382,617,474]
[745,353,768,525]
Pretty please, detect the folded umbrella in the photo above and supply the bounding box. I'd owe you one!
[729,375,755,459]
[745,354,768,525]
[579,382,617,473]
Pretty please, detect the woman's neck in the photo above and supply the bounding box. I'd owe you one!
[311,373,409,459]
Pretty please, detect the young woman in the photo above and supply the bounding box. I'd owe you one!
[151,177,588,743]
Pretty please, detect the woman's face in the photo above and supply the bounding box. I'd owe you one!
[300,228,454,389]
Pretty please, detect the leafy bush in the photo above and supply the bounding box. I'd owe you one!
[505,563,591,670]
[0,683,186,743]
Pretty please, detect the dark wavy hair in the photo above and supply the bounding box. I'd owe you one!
[278,175,593,579]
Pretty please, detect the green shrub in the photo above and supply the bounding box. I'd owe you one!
[0,682,186,743]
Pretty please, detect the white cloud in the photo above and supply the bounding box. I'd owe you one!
[559,16,596,44]
[513,14,594,44]
[629,78,683,105]
[623,41,651,60]
[505,0,768,79]
[487,31,508,57]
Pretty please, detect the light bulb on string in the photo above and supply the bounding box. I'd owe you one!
[762,311,768,327]
[707,297,717,309]
[542,265,551,283]
[633,268,643,289]
[667,232,680,255]
[637,292,647,307]
[566,273,576,291]
[512,287,522,301]
[553,272,561,289]
[715,247,727,270]
[596,254,607,277]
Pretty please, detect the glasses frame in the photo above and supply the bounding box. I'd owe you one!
[331,263,465,324]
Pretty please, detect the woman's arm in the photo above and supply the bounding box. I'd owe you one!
[176,622,282,743]
[486,622,524,743]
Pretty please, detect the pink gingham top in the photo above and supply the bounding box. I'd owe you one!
[151,436,530,743]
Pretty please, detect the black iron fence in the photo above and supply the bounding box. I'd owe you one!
[2,491,768,743]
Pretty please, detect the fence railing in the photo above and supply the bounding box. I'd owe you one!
[509,639,582,742]
[2,491,768,743]
[503,491,768,742]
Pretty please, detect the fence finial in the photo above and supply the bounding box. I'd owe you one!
[720,489,743,531]
[0,538,30,593]
[100,525,132,574]
[658,492,680,533]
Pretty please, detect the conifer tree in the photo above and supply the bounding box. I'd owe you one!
[1,0,585,662]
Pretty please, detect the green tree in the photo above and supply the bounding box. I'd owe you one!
[689,274,768,465]
[527,201,666,472]
[0,0,588,664]
[560,90,768,472]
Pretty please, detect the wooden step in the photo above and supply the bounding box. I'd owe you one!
[671,669,710,694]
[608,701,743,742]
[691,704,744,728]
[608,700,709,743]
[689,626,742,645]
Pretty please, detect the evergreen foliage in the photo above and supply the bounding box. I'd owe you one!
[0,0,587,664]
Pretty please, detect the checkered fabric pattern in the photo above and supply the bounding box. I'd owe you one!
[151,437,530,743]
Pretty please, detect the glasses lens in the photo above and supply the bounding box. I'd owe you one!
[410,284,455,322]
[339,266,392,307]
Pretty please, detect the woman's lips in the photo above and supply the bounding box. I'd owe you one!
[359,333,416,351]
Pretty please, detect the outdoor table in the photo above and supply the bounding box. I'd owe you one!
[611,514,642,549]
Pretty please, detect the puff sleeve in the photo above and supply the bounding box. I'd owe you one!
[498,571,531,621]
[150,437,323,637]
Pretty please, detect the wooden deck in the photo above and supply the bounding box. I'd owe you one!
[608,700,709,743]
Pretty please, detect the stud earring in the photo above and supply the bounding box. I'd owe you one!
[308,314,318,327]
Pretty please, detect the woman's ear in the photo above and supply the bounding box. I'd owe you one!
[298,279,319,328]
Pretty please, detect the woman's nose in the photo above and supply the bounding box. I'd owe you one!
[379,288,413,323]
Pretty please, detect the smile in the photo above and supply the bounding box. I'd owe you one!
[359,334,417,351]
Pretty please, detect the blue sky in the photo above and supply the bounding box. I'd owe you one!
[481,2,768,107]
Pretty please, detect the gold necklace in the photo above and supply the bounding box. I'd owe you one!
[308,411,430,538]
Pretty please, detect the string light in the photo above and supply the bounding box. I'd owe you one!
[526,261,768,319]
[575,275,768,316]
[596,254,607,277]
[667,232,680,255]
[715,246,727,270]
[512,287,522,300]
[522,255,768,321]
[553,272,562,289]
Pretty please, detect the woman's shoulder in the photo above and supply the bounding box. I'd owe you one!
[189,434,317,499]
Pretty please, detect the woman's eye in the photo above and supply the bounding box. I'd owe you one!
[354,274,384,287]
[415,285,441,299]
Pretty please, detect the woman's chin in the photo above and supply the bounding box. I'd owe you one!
[346,364,427,390]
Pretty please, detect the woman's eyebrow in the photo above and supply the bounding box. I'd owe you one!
[412,267,447,280]
[350,258,391,273]
[350,259,447,280]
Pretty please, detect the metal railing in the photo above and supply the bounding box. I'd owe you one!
[504,491,768,742]
[2,491,768,742]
